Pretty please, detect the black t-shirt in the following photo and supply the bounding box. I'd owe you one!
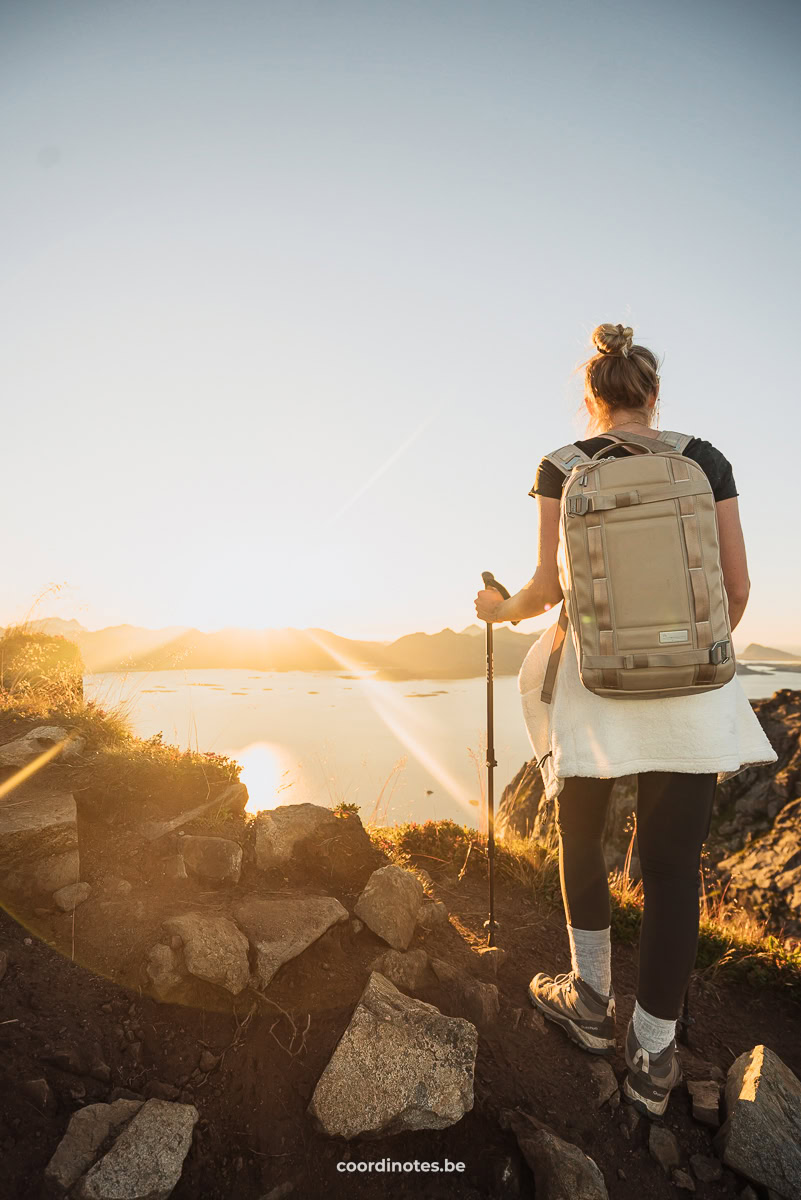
[529,435,738,502]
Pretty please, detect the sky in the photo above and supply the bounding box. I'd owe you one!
[2,0,800,646]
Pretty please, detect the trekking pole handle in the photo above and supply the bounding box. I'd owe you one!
[481,571,520,627]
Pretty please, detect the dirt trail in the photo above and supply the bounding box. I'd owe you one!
[2,838,799,1200]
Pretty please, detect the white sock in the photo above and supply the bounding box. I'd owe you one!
[567,925,612,997]
[632,1001,676,1054]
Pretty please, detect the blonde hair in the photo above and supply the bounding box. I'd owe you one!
[582,323,661,431]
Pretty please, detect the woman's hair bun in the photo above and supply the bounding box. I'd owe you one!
[592,323,634,358]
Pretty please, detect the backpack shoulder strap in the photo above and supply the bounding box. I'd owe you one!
[540,603,569,705]
[657,429,694,454]
[541,443,591,477]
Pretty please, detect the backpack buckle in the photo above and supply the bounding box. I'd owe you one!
[709,640,731,665]
[566,495,590,516]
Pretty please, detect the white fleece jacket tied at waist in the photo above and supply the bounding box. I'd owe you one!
[517,618,778,801]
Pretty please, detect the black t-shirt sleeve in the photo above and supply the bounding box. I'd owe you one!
[686,438,739,502]
[528,436,738,502]
[528,456,565,499]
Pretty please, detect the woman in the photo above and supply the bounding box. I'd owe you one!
[475,323,776,1118]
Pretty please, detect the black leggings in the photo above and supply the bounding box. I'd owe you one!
[556,771,717,1020]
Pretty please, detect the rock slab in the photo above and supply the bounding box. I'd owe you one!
[74,1098,198,1200]
[0,786,79,897]
[308,971,477,1139]
[715,1044,801,1200]
[500,1109,608,1200]
[45,1099,143,1190]
[163,913,250,995]
[235,895,348,988]
[254,802,341,869]
[649,1125,681,1174]
[354,864,424,950]
[180,835,242,885]
[688,1078,721,1127]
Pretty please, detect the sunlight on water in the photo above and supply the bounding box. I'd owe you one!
[235,741,294,814]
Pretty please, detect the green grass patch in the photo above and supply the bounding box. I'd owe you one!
[73,731,242,822]
[370,818,560,899]
[371,821,801,1002]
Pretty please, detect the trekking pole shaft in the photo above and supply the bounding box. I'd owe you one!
[485,619,497,946]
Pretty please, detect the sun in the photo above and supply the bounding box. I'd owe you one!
[232,741,296,814]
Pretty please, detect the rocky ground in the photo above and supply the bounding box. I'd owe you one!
[1,722,801,1199]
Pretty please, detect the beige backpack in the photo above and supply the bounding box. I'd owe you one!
[540,429,735,702]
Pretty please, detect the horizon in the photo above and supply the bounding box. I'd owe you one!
[9,613,801,657]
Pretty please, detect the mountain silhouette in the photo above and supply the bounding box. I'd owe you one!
[12,618,542,680]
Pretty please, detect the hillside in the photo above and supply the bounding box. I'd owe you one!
[740,643,801,662]
[9,619,542,680]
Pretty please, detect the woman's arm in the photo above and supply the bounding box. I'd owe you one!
[716,497,750,632]
[475,496,563,623]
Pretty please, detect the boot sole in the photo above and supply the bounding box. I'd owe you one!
[528,984,615,1056]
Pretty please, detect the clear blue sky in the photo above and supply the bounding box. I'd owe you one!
[2,0,799,645]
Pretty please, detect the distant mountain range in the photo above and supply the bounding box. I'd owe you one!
[5,619,798,680]
[740,643,801,663]
[5,618,543,681]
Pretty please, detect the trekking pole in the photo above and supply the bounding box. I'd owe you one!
[480,571,519,948]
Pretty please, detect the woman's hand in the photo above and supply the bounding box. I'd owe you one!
[475,587,509,623]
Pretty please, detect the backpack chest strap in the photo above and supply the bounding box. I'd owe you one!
[583,642,731,670]
[565,481,709,515]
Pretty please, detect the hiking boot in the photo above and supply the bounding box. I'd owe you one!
[622,1017,682,1118]
[527,970,616,1055]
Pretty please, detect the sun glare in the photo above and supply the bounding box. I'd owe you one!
[301,630,476,818]
[234,741,295,814]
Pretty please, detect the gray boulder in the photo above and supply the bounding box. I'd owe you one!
[253,802,340,869]
[500,1109,608,1200]
[180,835,242,885]
[715,1044,801,1199]
[308,971,477,1138]
[235,895,348,988]
[74,1098,198,1200]
[354,864,424,950]
[45,1099,143,1191]
[163,913,250,995]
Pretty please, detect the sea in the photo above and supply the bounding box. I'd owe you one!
[82,665,800,827]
